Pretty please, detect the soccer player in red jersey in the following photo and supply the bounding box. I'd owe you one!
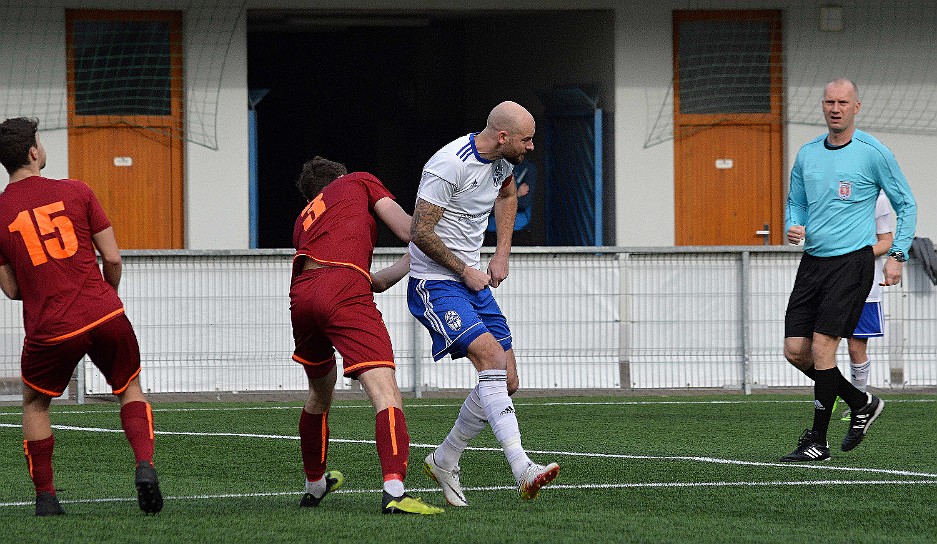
[290,156,442,515]
[0,118,162,516]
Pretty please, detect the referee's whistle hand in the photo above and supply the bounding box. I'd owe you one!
[787,225,805,245]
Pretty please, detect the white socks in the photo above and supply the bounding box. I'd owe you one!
[851,359,871,392]
[383,478,405,497]
[434,386,487,469]
[433,370,533,482]
[305,477,326,497]
[476,369,532,482]
[310,474,404,498]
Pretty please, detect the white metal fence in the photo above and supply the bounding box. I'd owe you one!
[1,247,935,399]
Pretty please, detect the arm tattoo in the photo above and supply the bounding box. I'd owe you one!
[411,198,466,276]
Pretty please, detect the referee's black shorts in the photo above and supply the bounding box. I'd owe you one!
[784,246,875,339]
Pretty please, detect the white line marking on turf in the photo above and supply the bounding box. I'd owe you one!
[1,397,934,417]
[3,479,937,509]
[3,422,936,479]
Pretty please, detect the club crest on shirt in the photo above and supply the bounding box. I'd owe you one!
[492,162,505,187]
[444,310,462,331]
[838,180,852,200]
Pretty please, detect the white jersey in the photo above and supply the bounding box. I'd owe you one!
[868,190,894,303]
[409,133,514,280]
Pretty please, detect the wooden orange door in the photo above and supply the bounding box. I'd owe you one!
[66,10,183,249]
[673,10,783,245]
[676,124,780,245]
[69,126,179,248]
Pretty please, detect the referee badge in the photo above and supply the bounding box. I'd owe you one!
[838,180,852,200]
[444,310,462,331]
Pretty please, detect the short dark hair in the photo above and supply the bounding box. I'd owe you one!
[0,117,39,174]
[295,156,348,201]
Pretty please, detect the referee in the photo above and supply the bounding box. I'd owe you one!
[780,78,917,462]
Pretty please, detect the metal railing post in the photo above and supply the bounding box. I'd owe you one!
[618,252,631,389]
[77,356,85,405]
[739,251,753,395]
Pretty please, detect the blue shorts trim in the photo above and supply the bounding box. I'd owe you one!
[407,278,512,360]
[852,301,884,338]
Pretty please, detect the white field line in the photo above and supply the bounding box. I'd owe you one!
[2,479,937,509]
[0,397,934,417]
[2,422,937,480]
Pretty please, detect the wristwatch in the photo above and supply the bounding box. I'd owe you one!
[888,250,908,262]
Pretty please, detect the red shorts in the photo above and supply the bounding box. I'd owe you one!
[21,313,141,397]
[290,266,395,379]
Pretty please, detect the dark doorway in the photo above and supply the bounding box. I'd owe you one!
[248,20,466,248]
[248,10,615,248]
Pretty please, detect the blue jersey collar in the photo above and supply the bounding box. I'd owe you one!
[469,133,493,164]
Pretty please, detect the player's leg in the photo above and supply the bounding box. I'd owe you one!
[356,367,442,515]
[423,384,484,507]
[290,270,346,507]
[465,333,559,500]
[22,384,63,516]
[783,337,815,375]
[816,249,882,452]
[296,363,344,507]
[505,348,519,395]
[356,368,407,497]
[844,336,870,420]
[471,291,558,498]
[407,279,484,505]
[781,256,834,462]
[848,302,883,396]
[20,336,88,515]
[847,337,871,392]
[116,378,163,515]
[88,315,162,514]
[325,275,441,515]
[809,332,844,441]
[115,378,155,466]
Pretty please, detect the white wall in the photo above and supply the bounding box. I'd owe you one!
[0,0,250,249]
[615,4,675,247]
[3,0,935,249]
[184,13,249,248]
[614,0,937,246]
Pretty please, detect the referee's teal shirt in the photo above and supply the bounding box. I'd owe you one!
[785,129,917,258]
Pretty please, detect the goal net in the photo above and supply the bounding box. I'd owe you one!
[646,0,937,147]
[0,1,244,150]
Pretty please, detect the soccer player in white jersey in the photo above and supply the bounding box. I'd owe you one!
[408,101,559,506]
[840,191,893,418]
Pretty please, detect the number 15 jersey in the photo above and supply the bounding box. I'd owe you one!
[0,176,124,343]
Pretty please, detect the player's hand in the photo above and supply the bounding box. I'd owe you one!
[487,253,509,288]
[881,257,903,286]
[787,225,805,245]
[461,266,491,292]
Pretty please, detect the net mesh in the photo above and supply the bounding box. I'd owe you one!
[0,1,244,150]
[646,0,937,147]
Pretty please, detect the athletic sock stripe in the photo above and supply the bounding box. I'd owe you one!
[320,411,328,464]
[23,439,34,477]
[146,402,155,441]
[388,408,398,456]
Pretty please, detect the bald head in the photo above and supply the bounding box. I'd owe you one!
[825,78,859,100]
[822,77,861,142]
[486,101,534,134]
[475,101,535,164]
